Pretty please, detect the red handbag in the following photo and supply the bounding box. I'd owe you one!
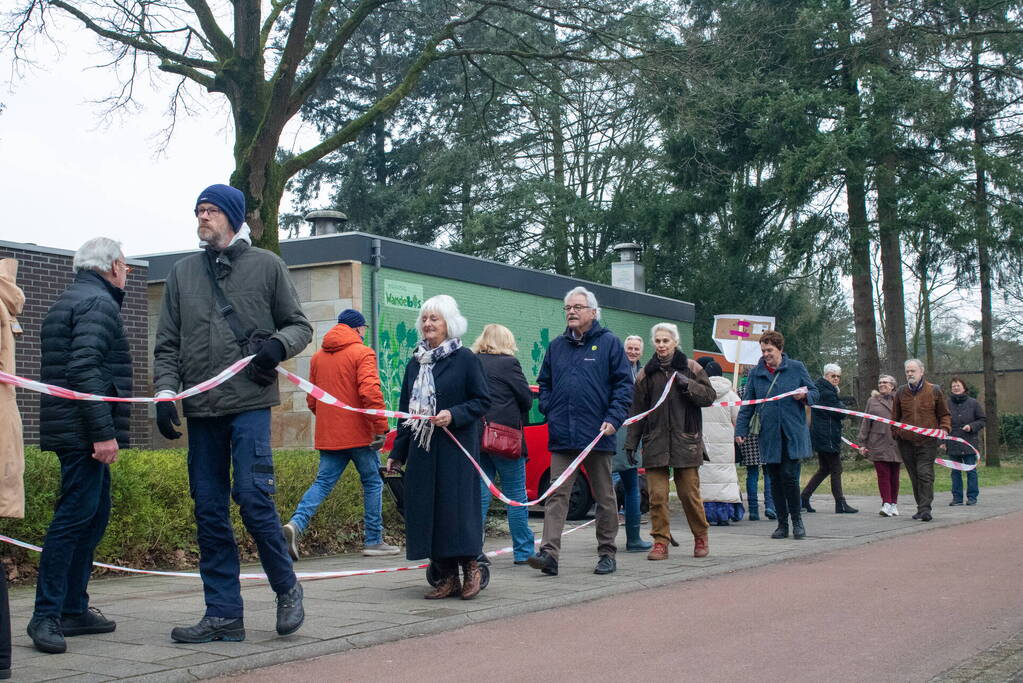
[480,418,523,459]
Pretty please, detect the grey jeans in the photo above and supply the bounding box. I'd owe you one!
[539,449,618,560]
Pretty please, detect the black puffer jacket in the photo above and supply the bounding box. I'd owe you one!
[809,376,845,453]
[39,271,132,452]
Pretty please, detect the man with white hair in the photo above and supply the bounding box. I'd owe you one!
[892,359,951,522]
[154,184,312,643]
[528,286,633,577]
[27,238,132,654]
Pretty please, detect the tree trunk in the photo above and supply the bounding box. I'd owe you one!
[548,94,570,275]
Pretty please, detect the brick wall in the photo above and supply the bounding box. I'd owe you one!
[0,242,150,448]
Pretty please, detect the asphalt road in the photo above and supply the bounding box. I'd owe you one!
[220,511,1023,682]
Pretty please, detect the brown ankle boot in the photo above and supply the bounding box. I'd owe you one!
[693,534,709,558]
[460,559,482,600]
[424,574,461,599]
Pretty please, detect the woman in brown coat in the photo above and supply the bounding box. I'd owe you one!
[858,374,901,517]
[0,258,25,678]
[625,323,716,561]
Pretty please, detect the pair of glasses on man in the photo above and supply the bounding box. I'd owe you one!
[195,207,223,217]
[563,305,592,312]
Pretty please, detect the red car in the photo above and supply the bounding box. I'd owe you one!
[383,387,644,520]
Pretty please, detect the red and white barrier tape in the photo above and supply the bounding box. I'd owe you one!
[842,436,979,472]
[0,520,594,582]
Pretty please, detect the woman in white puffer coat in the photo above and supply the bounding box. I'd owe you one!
[697,359,745,525]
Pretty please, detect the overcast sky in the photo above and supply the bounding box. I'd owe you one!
[0,24,311,259]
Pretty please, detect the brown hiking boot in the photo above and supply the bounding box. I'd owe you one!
[694,534,709,558]
[460,559,482,600]
[424,574,461,599]
[647,542,669,560]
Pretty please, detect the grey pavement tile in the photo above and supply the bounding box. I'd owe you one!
[11,664,93,682]
[22,652,167,677]
[145,650,227,669]
[42,674,115,683]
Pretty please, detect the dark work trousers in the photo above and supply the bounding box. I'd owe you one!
[898,439,937,515]
[187,409,296,618]
[801,451,844,502]
[1,555,9,673]
[766,438,803,525]
[33,449,111,618]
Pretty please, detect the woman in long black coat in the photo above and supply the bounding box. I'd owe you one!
[387,295,490,600]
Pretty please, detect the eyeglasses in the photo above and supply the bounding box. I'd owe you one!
[195,206,223,217]
[116,261,133,274]
[563,305,591,312]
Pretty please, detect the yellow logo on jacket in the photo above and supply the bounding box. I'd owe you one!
[591,345,598,351]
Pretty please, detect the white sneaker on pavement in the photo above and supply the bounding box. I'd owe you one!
[890,503,899,516]
[880,503,891,517]
[363,543,401,557]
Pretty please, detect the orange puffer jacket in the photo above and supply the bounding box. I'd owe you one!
[307,324,389,450]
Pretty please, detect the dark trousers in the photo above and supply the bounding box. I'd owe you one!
[33,449,111,618]
[187,409,296,618]
[766,448,802,525]
[874,461,901,504]
[802,451,844,502]
[1,563,9,673]
[898,440,937,514]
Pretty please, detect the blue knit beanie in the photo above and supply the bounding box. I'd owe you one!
[337,309,367,328]
[196,184,246,232]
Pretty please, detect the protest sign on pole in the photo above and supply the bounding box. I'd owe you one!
[712,314,776,390]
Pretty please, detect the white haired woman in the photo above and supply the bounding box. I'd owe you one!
[858,374,902,516]
[801,363,857,514]
[386,295,491,599]
[625,322,716,560]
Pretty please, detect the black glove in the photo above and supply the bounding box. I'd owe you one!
[626,449,638,467]
[249,337,286,387]
[156,402,182,440]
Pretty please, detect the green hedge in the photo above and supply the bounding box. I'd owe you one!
[0,447,405,580]
[1001,414,1023,449]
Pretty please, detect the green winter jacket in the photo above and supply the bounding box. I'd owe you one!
[153,240,312,418]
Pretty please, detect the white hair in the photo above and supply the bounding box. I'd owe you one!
[650,322,679,344]
[416,294,468,340]
[905,358,925,372]
[73,237,123,273]
[823,363,842,375]
[563,286,601,319]
[879,374,897,386]
[624,335,644,346]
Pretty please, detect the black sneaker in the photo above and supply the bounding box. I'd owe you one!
[170,616,245,643]
[526,551,558,576]
[62,607,117,637]
[27,615,66,654]
[276,582,305,636]
[594,554,617,575]
[912,512,923,520]
[920,512,933,522]
[949,500,963,506]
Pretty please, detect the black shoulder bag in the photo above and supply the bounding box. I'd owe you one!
[203,251,277,385]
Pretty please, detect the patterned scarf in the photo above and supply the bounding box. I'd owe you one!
[404,337,462,449]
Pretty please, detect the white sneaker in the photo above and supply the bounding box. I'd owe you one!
[880,503,891,517]
[283,522,300,561]
[363,542,402,557]
[890,504,899,516]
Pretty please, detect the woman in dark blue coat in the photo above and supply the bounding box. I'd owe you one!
[735,330,818,540]
[387,295,491,600]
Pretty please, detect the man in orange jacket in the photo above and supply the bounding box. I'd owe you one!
[283,310,400,557]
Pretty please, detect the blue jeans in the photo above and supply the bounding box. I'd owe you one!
[290,446,384,545]
[950,454,979,503]
[745,465,775,514]
[618,468,642,527]
[34,450,111,618]
[187,409,295,618]
[479,454,534,562]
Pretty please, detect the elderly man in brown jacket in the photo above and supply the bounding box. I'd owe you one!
[892,359,951,522]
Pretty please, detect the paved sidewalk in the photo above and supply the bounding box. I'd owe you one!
[9,482,1023,682]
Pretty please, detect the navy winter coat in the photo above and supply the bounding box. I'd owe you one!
[39,271,132,452]
[809,377,845,453]
[537,321,633,453]
[735,354,818,463]
[391,346,491,561]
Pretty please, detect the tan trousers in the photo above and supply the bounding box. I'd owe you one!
[647,466,709,543]
[539,450,618,560]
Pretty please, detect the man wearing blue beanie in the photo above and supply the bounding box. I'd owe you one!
[153,183,312,644]
[195,184,246,233]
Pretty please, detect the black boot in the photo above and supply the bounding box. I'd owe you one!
[770,523,789,539]
[626,522,653,552]
[835,499,859,514]
[792,515,806,539]
[800,495,816,513]
[276,582,305,636]
[170,616,245,643]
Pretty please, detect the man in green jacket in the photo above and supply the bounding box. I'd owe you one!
[153,184,312,644]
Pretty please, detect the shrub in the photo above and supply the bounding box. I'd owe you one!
[1001,414,1023,449]
[0,447,405,581]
